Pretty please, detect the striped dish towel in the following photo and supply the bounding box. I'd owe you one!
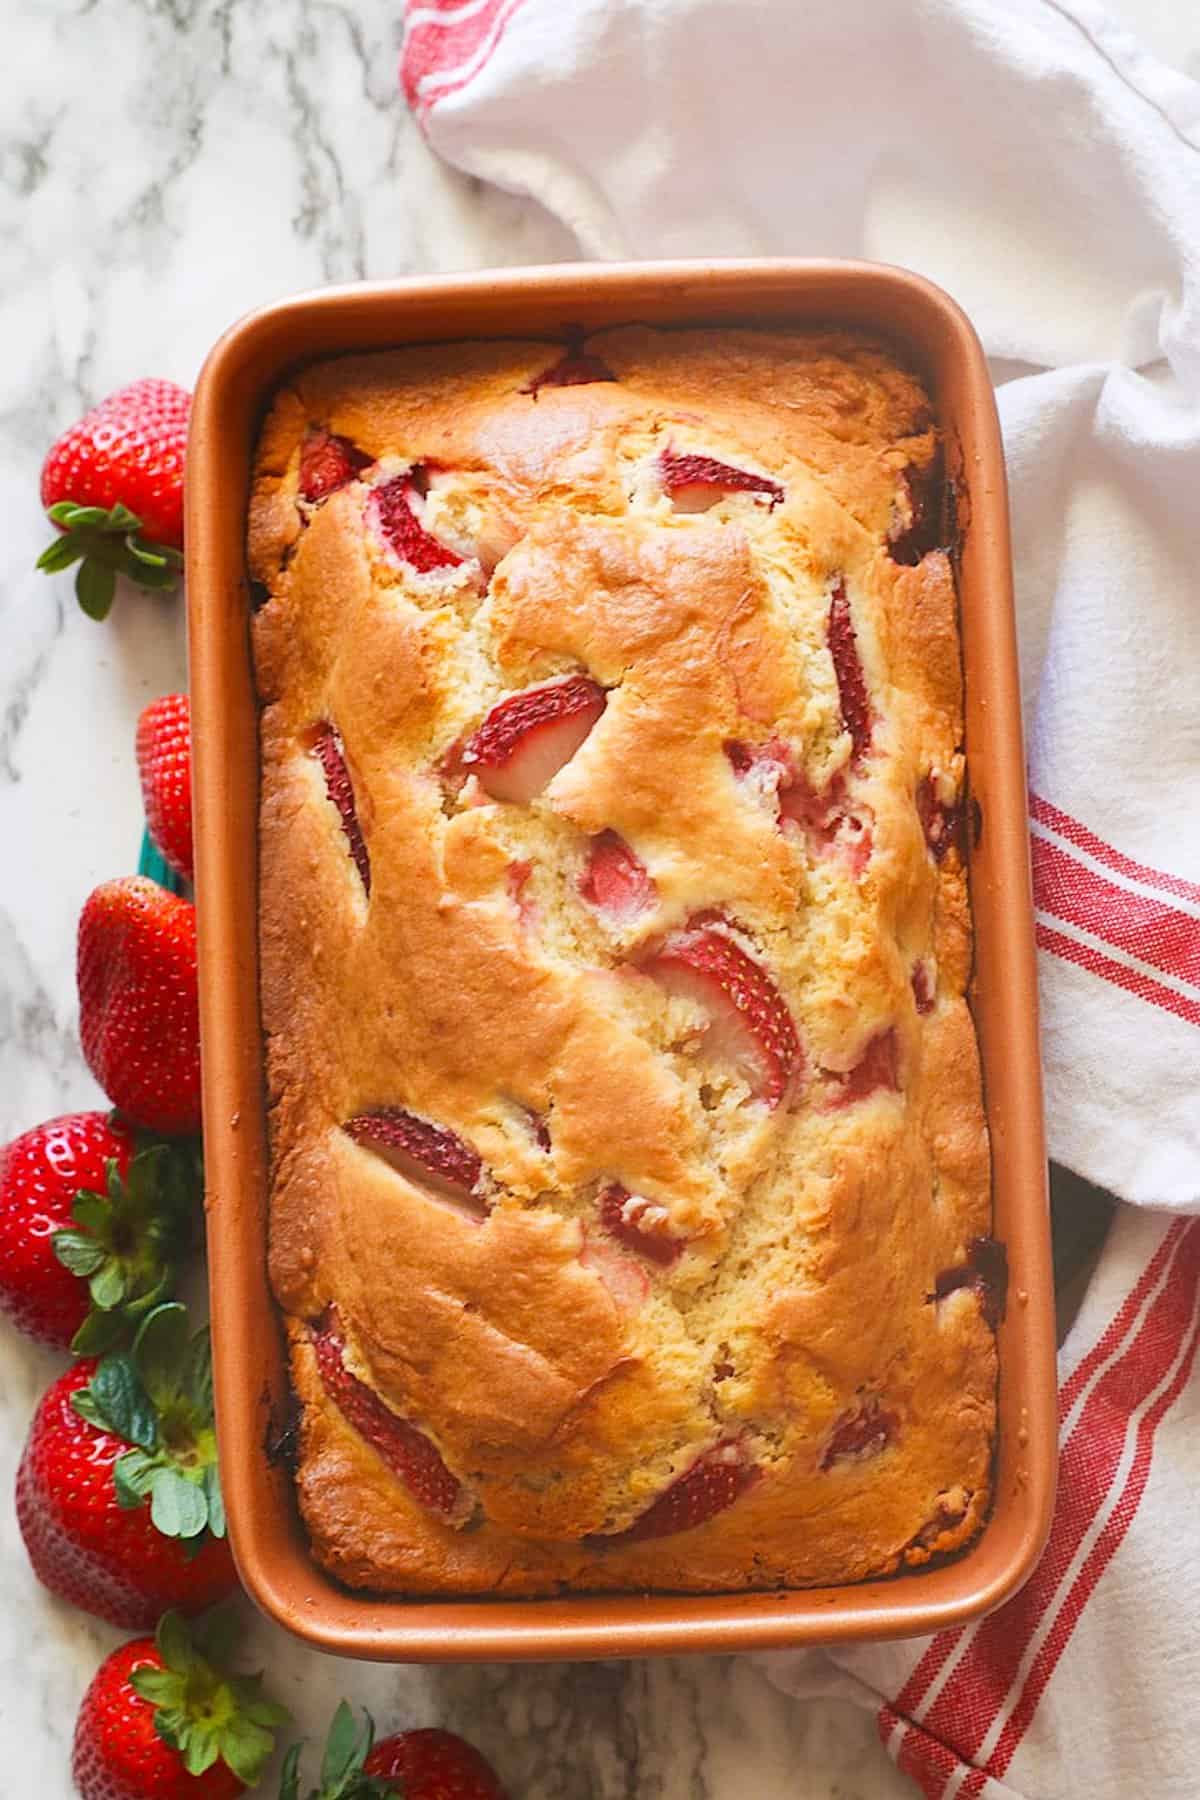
[762,1206,1200,1797]
[401,1,1200,1790]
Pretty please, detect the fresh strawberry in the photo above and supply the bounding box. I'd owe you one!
[279,1702,509,1800]
[523,340,615,396]
[821,1398,896,1470]
[137,694,194,884]
[641,921,802,1107]
[0,1109,132,1349]
[368,472,463,573]
[827,1028,900,1107]
[915,774,962,861]
[658,447,783,512]
[595,1441,759,1545]
[77,877,201,1136]
[579,831,655,921]
[299,428,372,504]
[17,1304,236,1629]
[344,1109,485,1209]
[462,675,607,804]
[598,1183,684,1266]
[36,379,189,620]
[312,725,371,893]
[933,1237,1009,1329]
[72,1610,289,1800]
[310,1310,471,1526]
[827,580,873,764]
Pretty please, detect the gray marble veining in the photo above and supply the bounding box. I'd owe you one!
[0,2,921,1794]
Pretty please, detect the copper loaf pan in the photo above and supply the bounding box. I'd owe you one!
[187,260,1056,1661]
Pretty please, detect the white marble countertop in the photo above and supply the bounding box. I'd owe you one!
[0,4,914,1794]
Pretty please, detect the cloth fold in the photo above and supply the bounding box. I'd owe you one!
[401,2,1200,1790]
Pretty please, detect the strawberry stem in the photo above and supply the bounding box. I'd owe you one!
[130,1609,290,1786]
[37,500,183,619]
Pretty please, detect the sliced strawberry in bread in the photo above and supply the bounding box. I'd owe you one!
[579,1230,650,1311]
[827,580,873,765]
[311,1311,470,1524]
[821,1398,896,1470]
[911,961,936,1015]
[594,1441,759,1544]
[311,725,370,894]
[462,675,607,804]
[933,1236,1009,1329]
[659,448,783,513]
[523,341,616,395]
[598,1183,684,1267]
[344,1109,487,1219]
[916,774,962,861]
[642,922,802,1108]
[888,457,943,566]
[299,428,372,504]
[369,471,465,573]
[827,1028,900,1107]
[579,831,655,921]
[726,740,873,875]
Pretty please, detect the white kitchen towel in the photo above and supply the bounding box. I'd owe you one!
[401,0,1200,1212]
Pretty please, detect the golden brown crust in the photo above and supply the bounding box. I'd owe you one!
[250,327,995,1595]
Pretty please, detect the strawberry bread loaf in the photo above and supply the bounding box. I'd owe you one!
[246,327,999,1595]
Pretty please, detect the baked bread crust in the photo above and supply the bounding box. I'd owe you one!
[249,327,996,1595]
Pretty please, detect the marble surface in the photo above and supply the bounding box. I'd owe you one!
[0,2,912,1795]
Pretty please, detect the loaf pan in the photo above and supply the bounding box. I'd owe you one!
[187,259,1056,1661]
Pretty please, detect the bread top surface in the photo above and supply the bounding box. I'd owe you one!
[249,327,995,1592]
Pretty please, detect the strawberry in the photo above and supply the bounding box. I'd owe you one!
[279,1702,509,1800]
[827,580,873,764]
[579,1230,650,1310]
[579,831,655,921]
[137,694,195,885]
[598,1183,684,1267]
[827,1028,900,1107]
[523,339,615,396]
[310,1310,471,1526]
[36,378,189,620]
[72,1610,289,1800]
[641,921,802,1107]
[911,961,936,1015]
[462,675,607,804]
[725,740,873,874]
[915,773,962,862]
[344,1109,485,1209]
[312,725,371,893]
[0,1113,196,1354]
[821,1398,896,1470]
[299,429,372,504]
[658,447,783,512]
[78,877,201,1136]
[17,1303,236,1629]
[933,1236,1009,1329]
[0,1109,132,1350]
[368,472,463,574]
[594,1441,759,1545]
[888,458,943,566]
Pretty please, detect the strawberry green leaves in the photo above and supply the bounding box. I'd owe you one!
[131,1610,290,1787]
[279,1702,395,1800]
[37,500,184,620]
[52,1137,199,1355]
[72,1302,226,1548]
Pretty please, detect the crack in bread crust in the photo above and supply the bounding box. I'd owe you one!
[250,327,995,1595]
